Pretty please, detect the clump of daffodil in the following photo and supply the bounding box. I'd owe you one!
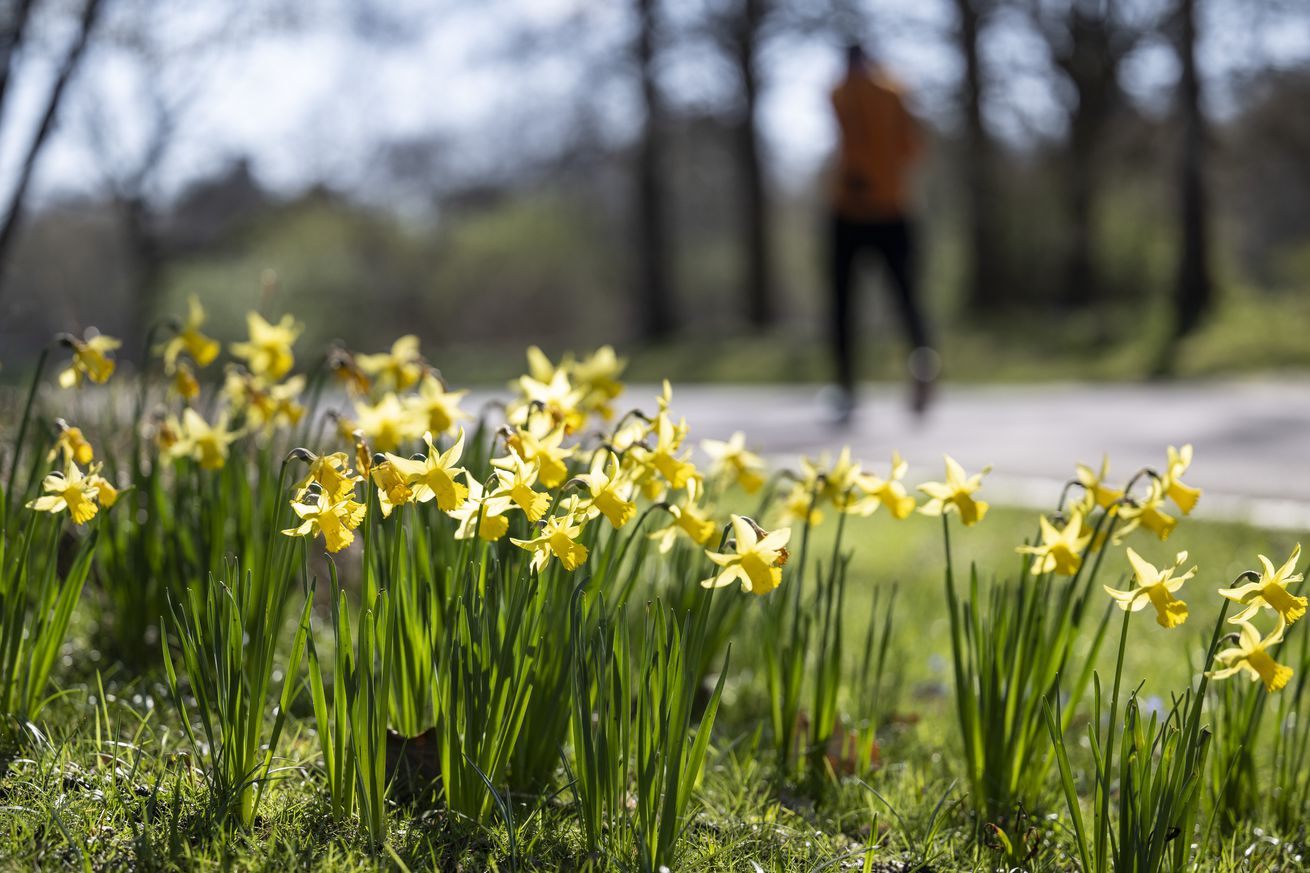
[48,419,94,466]
[57,330,121,388]
[1104,548,1196,629]
[626,384,696,500]
[573,452,637,529]
[448,479,513,542]
[512,348,588,434]
[649,478,717,552]
[512,497,590,572]
[701,431,767,494]
[851,452,917,519]
[159,295,220,373]
[1208,618,1294,692]
[357,334,425,392]
[282,484,366,553]
[1075,456,1124,511]
[1016,508,1092,576]
[491,453,551,522]
[701,515,791,596]
[166,408,241,470]
[350,392,424,453]
[1219,544,1307,626]
[26,462,102,524]
[230,311,302,381]
[918,455,990,526]
[384,430,469,513]
[295,451,363,503]
[408,372,468,436]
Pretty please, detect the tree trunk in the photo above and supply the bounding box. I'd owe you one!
[1064,119,1097,308]
[955,0,1004,314]
[734,0,773,329]
[633,0,675,341]
[1172,0,1211,337]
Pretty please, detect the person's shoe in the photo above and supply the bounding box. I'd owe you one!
[907,346,941,418]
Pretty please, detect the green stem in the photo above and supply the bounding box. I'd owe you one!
[6,345,49,512]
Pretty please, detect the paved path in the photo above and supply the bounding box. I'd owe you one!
[637,380,1310,530]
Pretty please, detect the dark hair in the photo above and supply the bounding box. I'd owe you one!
[845,42,865,68]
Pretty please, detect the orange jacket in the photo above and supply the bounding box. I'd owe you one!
[830,69,922,220]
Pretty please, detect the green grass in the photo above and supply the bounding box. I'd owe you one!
[0,505,1297,872]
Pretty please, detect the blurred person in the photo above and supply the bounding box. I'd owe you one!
[825,42,938,426]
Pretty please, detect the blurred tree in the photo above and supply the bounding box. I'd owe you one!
[0,0,104,303]
[634,0,677,340]
[1169,0,1211,338]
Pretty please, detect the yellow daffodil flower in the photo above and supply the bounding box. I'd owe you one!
[230,311,302,381]
[86,464,121,508]
[448,479,513,542]
[514,349,587,433]
[48,420,93,466]
[26,462,100,524]
[574,452,637,529]
[570,345,626,418]
[504,421,574,489]
[171,361,200,401]
[1117,480,1177,541]
[775,480,824,527]
[648,413,696,490]
[159,295,220,372]
[700,515,791,596]
[58,331,120,388]
[851,452,917,519]
[1218,545,1307,626]
[701,431,767,494]
[351,393,424,453]
[168,408,240,470]
[918,455,990,526]
[357,334,425,392]
[1016,510,1092,576]
[512,498,590,572]
[649,478,717,553]
[1104,548,1196,629]
[407,373,468,436]
[491,453,551,522]
[1162,444,1201,515]
[1208,618,1294,692]
[224,370,306,432]
[1075,457,1123,510]
[282,487,366,553]
[369,457,413,519]
[296,452,362,503]
[328,348,372,397]
[385,430,469,512]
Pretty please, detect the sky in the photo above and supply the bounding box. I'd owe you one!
[2,0,1308,211]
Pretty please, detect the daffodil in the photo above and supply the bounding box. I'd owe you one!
[296,452,362,503]
[504,421,574,489]
[448,479,513,542]
[385,430,469,512]
[701,431,767,494]
[851,452,917,519]
[775,480,824,527]
[512,498,590,572]
[491,453,551,522]
[171,361,200,401]
[351,393,424,453]
[168,408,240,470]
[58,331,120,388]
[647,412,696,490]
[1016,510,1092,576]
[357,334,425,392]
[649,478,717,553]
[514,350,587,433]
[407,373,468,436]
[369,458,413,519]
[1208,618,1294,692]
[282,487,366,553]
[1162,444,1201,515]
[1219,545,1307,626]
[26,463,100,524]
[1104,548,1196,629]
[224,370,305,432]
[1117,480,1177,541]
[918,455,990,526]
[700,515,791,596]
[1075,457,1123,510]
[48,420,93,466]
[86,464,121,508]
[574,452,636,529]
[230,311,302,381]
[328,348,372,397]
[570,345,626,418]
[159,295,220,372]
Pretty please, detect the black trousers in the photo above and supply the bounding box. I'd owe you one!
[829,215,929,392]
